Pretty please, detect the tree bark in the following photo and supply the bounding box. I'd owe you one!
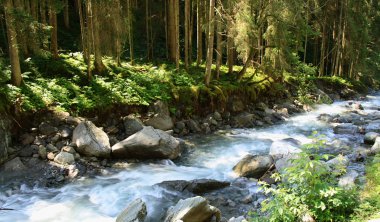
[196,0,203,65]
[49,0,58,59]
[185,0,190,70]
[64,0,70,29]
[215,5,223,80]
[92,0,105,73]
[4,0,23,86]
[204,0,215,86]
[127,0,134,65]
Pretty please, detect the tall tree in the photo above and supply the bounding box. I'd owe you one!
[4,0,22,86]
[204,0,215,86]
[49,0,58,59]
[92,0,105,73]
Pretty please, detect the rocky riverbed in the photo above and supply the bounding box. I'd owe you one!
[1,91,380,221]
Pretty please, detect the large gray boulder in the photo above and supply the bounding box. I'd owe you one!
[144,101,174,131]
[72,121,111,158]
[116,198,147,222]
[233,155,273,178]
[274,154,299,173]
[371,137,380,154]
[2,157,26,172]
[123,115,144,137]
[269,138,302,159]
[0,114,11,165]
[164,196,221,222]
[112,126,180,160]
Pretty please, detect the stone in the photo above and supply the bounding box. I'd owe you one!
[61,128,72,138]
[326,155,349,174]
[112,126,180,160]
[338,170,359,188]
[123,115,144,137]
[39,122,58,136]
[72,121,111,158]
[365,120,380,133]
[54,152,75,165]
[47,152,56,160]
[116,198,147,222]
[2,157,26,172]
[371,137,380,154]
[274,155,299,173]
[187,119,201,133]
[164,196,221,222]
[233,112,255,128]
[333,123,358,135]
[231,99,245,113]
[144,101,174,131]
[38,145,47,159]
[318,114,334,123]
[213,111,222,121]
[157,179,230,195]
[364,132,379,145]
[175,121,186,131]
[51,134,61,143]
[269,138,302,159]
[62,146,76,154]
[18,146,34,157]
[46,144,59,153]
[21,134,35,145]
[228,216,247,222]
[351,102,364,110]
[233,155,274,179]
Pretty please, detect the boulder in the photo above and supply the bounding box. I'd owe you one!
[233,112,255,128]
[274,154,299,173]
[187,119,201,133]
[228,216,247,222]
[365,120,380,133]
[116,198,147,222]
[318,114,334,123]
[333,123,358,135]
[269,138,302,159]
[364,132,379,145]
[54,152,75,165]
[371,137,380,154]
[164,196,221,222]
[38,145,47,159]
[144,101,174,131]
[338,170,359,188]
[39,122,58,136]
[112,126,180,160]
[2,157,26,172]
[157,179,230,195]
[231,99,245,113]
[72,121,111,158]
[233,155,274,178]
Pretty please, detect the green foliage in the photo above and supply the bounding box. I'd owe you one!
[251,133,358,222]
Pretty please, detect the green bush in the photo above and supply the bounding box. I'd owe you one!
[251,133,358,222]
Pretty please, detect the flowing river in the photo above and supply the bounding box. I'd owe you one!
[1,93,380,222]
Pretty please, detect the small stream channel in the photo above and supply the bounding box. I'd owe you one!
[1,93,380,222]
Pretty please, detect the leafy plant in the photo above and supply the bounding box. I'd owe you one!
[251,133,358,222]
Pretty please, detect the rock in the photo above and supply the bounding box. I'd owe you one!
[338,170,359,188]
[269,138,302,159]
[144,101,174,131]
[38,145,47,159]
[365,120,380,133]
[276,108,289,118]
[213,112,222,121]
[46,144,59,153]
[233,112,255,128]
[228,216,247,222]
[62,146,76,154]
[333,123,358,135]
[21,134,35,145]
[364,132,379,145]
[187,119,201,133]
[123,115,144,137]
[18,146,35,157]
[158,179,230,195]
[233,155,273,178]
[231,99,245,113]
[175,121,186,131]
[326,155,349,174]
[72,121,111,158]
[2,157,26,172]
[112,126,180,160]
[318,114,334,123]
[116,198,147,222]
[371,137,380,154]
[351,102,364,110]
[39,122,58,136]
[275,155,299,173]
[47,152,55,160]
[164,196,221,222]
[54,152,75,165]
[61,128,72,138]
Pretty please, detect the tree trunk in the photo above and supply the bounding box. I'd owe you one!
[49,0,58,59]
[196,0,203,65]
[127,0,134,65]
[185,0,190,70]
[175,0,180,69]
[4,0,23,86]
[64,0,70,29]
[146,0,151,60]
[215,5,222,80]
[204,0,215,86]
[40,0,46,24]
[92,0,105,73]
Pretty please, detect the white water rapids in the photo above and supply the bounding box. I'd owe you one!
[1,93,380,222]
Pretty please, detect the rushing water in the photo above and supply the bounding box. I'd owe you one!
[1,93,380,222]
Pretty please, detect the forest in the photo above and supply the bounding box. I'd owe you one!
[0,0,380,222]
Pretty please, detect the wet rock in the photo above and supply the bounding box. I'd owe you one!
[213,112,222,121]
[47,152,56,160]
[158,179,230,195]
[371,137,380,154]
[164,196,221,222]
[72,121,111,158]
[38,145,47,159]
[116,198,147,222]
[123,114,144,136]
[144,101,174,131]
[228,216,247,222]
[326,154,349,174]
[365,120,380,133]
[318,114,334,123]
[233,112,255,128]
[233,155,273,179]
[46,144,59,153]
[231,99,245,113]
[62,146,76,154]
[351,102,364,110]
[269,138,302,159]
[39,122,58,136]
[2,157,26,172]
[275,154,299,173]
[333,123,358,135]
[54,152,75,165]
[364,132,379,145]
[112,126,180,160]
[338,169,359,188]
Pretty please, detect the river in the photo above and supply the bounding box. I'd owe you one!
[1,93,379,222]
